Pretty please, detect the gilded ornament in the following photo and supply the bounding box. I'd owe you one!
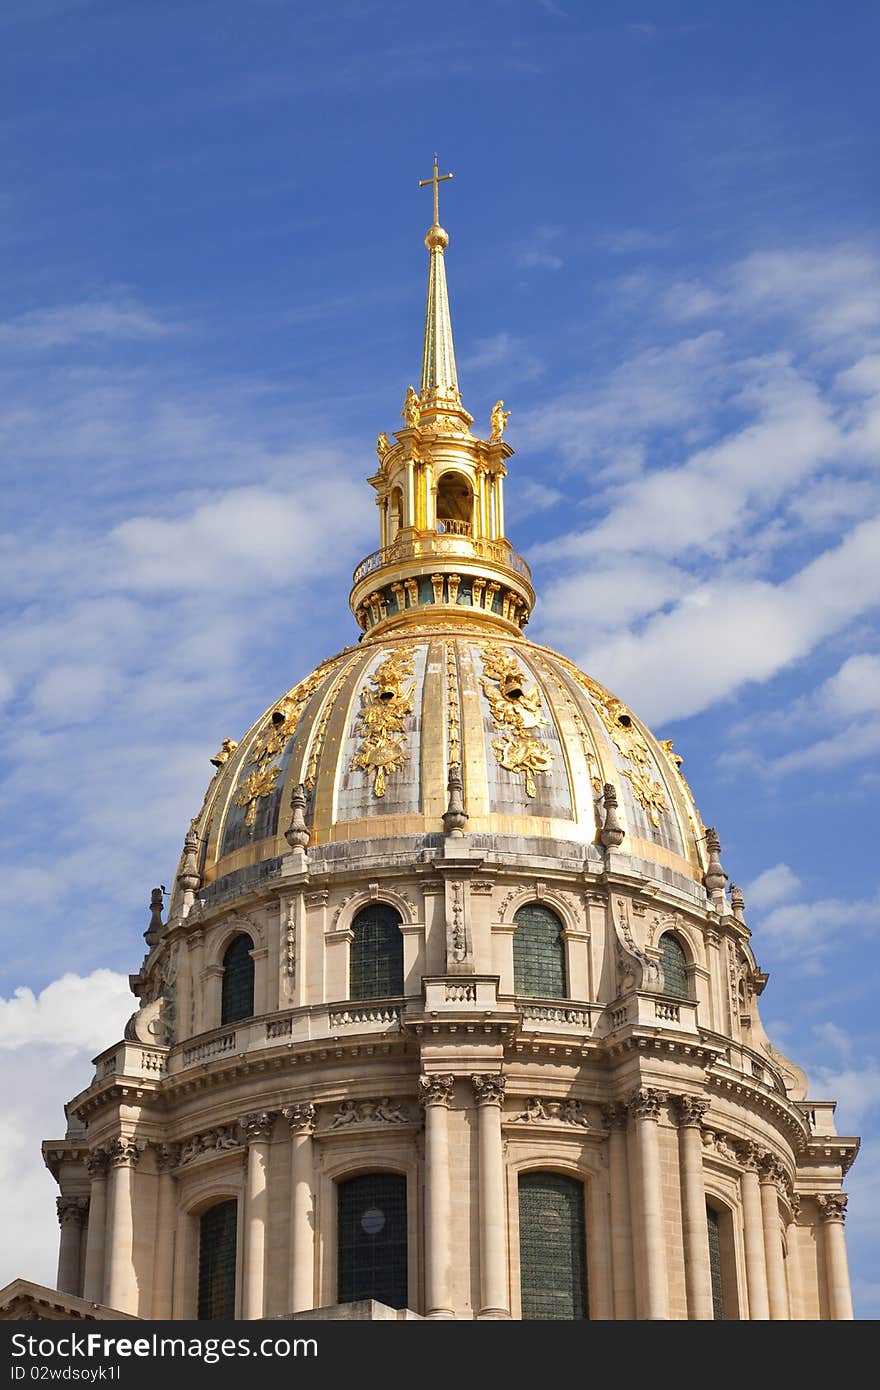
[376,431,391,460]
[235,763,281,827]
[554,655,669,826]
[350,648,416,797]
[480,645,554,798]
[250,666,329,765]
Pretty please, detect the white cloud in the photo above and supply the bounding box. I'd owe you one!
[820,653,880,718]
[515,226,564,272]
[810,1060,880,1129]
[746,862,801,911]
[0,301,173,351]
[758,894,880,966]
[0,972,134,1052]
[461,333,544,383]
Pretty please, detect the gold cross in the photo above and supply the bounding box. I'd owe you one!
[419,154,453,226]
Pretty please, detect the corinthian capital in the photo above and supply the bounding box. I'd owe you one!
[471,1074,506,1106]
[56,1195,89,1227]
[85,1148,110,1180]
[240,1111,277,1144]
[627,1087,667,1122]
[758,1152,787,1190]
[671,1094,711,1129]
[283,1103,316,1136]
[107,1137,141,1169]
[419,1074,455,1108]
[734,1140,762,1172]
[600,1101,629,1132]
[817,1193,848,1224]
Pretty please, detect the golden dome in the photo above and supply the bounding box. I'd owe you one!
[176,626,707,913]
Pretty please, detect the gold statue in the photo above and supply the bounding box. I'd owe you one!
[376,431,391,460]
[210,737,237,768]
[401,385,421,429]
[490,400,510,442]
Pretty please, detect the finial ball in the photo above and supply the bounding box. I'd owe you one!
[425,224,449,250]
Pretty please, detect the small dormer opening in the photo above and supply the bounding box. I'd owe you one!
[436,470,473,537]
[389,486,404,543]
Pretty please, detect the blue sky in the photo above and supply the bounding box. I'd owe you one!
[1,0,878,1315]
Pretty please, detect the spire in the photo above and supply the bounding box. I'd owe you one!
[418,156,460,406]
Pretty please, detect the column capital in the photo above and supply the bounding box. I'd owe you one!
[758,1153,787,1189]
[240,1110,278,1143]
[704,927,720,947]
[283,1103,316,1136]
[817,1193,848,1224]
[107,1137,141,1169]
[56,1195,89,1227]
[600,1101,629,1131]
[419,1073,455,1108]
[734,1139,763,1172]
[627,1087,667,1122]
[152,1143,181,1174]
[671,1094,711,1129]
[472,1073,506,1107]
[85,1147,110,1179]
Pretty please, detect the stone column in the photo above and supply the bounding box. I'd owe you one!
[105,1139,141,1314]
[671,1095,713,1320]
[151,1145,179,1319]
[601,1102,635,1319]
[628,1088,669,1320]
[784,1195,803,1320]
[759,1155,789,1320]
[736,1141,769,1320]
[420,1074,456,1319]
[818,1194,854,1320]
[56,1196,88,1296]
[82,1149,109,1303]
[472,1074,509,1318]
[704,928,723,1032]
[240,1111,275,1319]
[284,1104,316,1315]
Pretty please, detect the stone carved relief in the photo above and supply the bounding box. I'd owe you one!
[512,1097,590,1128]
[449,880,467,963]
[179,1127,241,1165]
[328,1099,410,1129]
[701,1129,740,1165]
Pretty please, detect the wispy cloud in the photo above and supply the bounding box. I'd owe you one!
[0,300,175,351]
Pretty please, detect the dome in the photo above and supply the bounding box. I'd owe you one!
[181,630,708,917]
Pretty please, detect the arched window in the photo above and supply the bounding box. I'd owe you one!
[198,1199,237,1320]
[436,470,473,536]
[389,486,404,543]
[519,1172,588,1320]
[513,904,566,998]
[350,904,404,1000]
[337,1173,408,1309]
[221,934,255,1024]
[707,1205,724,1320]
[659,932,688,999]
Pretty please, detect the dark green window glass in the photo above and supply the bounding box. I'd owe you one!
[519,1173,588,1320]
[221,934,255,1024]
[350,905,404,1000]
[707,1205,724,1320]
[659,932,688,999]
[198,1200,237,1320]
[513,904,566,998]
[337,1173,408,1309]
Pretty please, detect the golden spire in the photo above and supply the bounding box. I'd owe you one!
[418,155,459,406]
